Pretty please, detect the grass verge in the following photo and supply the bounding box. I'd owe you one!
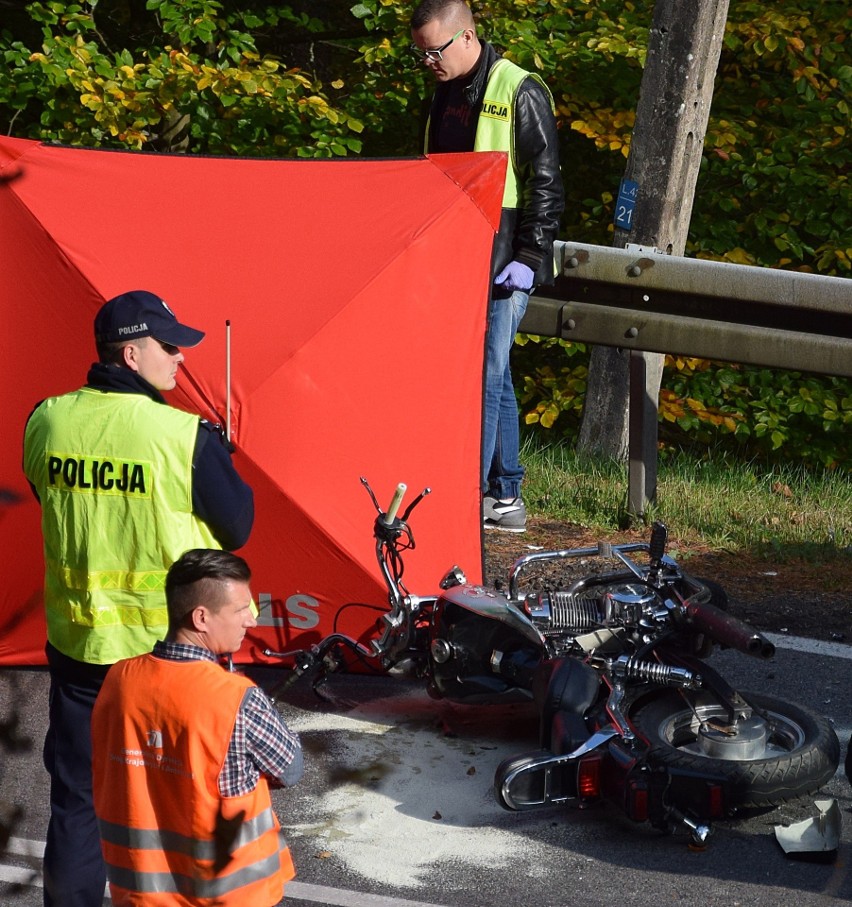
[520,437,852,560]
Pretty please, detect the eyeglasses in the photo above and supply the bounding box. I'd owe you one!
[410,29,464,64]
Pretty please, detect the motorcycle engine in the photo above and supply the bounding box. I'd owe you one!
[524,583,657,642]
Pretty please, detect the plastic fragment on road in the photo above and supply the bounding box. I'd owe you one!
[774,799,841,855]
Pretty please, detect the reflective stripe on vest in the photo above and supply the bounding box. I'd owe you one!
[98,808,278,861]
[50,562,166,592]
[99,820,290,899]
[23,389,220,664]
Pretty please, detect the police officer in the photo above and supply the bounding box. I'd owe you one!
[410,0,564,532]
[23,290,254,907]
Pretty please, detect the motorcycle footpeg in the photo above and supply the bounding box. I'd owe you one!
[666,806,712,847]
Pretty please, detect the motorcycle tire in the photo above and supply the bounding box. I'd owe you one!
[631,691,840,809]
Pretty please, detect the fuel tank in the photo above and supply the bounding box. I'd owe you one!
[436,584,545,648]
[427,585,545,702]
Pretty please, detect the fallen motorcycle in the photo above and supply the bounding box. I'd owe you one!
[266,479,840,844]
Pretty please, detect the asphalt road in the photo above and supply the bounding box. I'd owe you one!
[2,634,850,907]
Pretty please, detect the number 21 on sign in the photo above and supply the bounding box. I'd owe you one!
[614,178,639,230]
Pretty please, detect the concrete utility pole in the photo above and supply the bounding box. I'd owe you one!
[576,0,731,514]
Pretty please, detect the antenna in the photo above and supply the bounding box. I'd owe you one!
[225,319,231,442]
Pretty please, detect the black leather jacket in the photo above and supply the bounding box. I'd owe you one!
[425,41,564,285]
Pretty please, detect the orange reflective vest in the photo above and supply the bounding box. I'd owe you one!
[91,655,295,906]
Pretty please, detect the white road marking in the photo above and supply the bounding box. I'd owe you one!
[765,632,852,661]
[0,864,39,887]
[0,836,451,907]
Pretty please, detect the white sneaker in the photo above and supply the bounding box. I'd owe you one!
[482,496,527,532]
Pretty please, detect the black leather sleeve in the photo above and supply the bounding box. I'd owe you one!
[511,77,565,280]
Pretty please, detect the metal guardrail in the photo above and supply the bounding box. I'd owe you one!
[523,241,852,377]
[519,241,852,513]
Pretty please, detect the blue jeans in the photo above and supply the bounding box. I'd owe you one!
[483,287,529,499]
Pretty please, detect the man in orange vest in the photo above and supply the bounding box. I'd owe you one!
[91,548,302,906]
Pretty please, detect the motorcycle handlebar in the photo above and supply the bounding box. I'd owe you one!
[361,477,431,529]
[680,597,775,660]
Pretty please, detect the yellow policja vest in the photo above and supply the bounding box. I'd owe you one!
[426,57,555,209]
[24,389,220,664]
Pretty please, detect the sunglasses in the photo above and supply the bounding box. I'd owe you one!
[410,29,464,64]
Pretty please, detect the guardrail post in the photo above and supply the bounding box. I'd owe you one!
[628,351,658,516]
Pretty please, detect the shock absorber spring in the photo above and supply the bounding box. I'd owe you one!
[611,655,701,689]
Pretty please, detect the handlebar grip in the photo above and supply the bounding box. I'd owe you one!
[681,598,775,660]
[649,521,667,564]
[382,483,407,525]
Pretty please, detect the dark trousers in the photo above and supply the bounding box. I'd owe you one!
[43,643,111,907]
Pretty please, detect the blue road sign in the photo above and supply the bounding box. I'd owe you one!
[614,178,639,230]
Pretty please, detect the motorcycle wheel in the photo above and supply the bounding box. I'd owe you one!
[631,691,840,809]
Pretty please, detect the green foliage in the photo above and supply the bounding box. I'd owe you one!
[659,357,852,470]
[0,0,364,157]
[696,1,852,275]
[521,437,851,556]
[515,340,852,470]
[2,0,849,466]
[515,334,588,432]
[345,0,427,156]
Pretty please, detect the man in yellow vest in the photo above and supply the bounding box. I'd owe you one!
[411,0,564,532]
[23,290,254,907]
[92,548,302,906]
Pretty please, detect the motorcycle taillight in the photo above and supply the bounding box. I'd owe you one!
[577,756,602,799]
[626,779,649,822]
[708,783,725,818]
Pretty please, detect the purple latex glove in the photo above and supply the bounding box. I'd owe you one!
[494,260,534,292]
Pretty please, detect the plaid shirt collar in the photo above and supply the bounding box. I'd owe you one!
[152,639,218,664]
